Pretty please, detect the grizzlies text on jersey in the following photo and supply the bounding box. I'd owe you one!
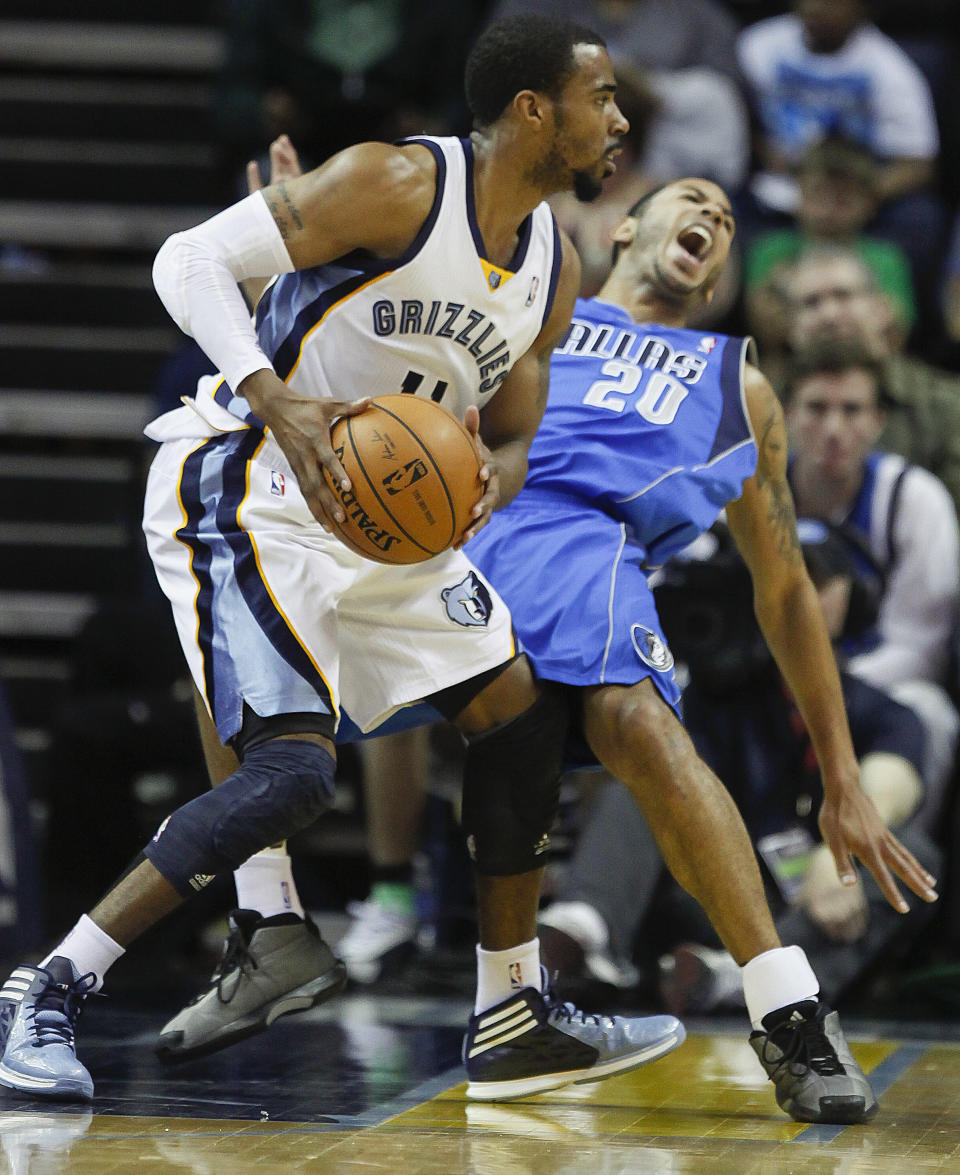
[152,136,562,440]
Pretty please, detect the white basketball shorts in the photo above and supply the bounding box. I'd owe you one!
[142,428,516,744]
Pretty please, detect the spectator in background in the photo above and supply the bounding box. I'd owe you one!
[745,136,916,371]
[211,1,486,188]
[786,246,960,518]
[539,524,943,1015]
[940,210,960,355]
[783,342,960,823]
[736,0,945,341]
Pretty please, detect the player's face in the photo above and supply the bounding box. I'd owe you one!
[789,259,884,351]
[633,181,735,297]
[786,369,884,483]
[547,44,629,202]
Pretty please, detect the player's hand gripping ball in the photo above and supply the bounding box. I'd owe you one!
[322,395,483,564]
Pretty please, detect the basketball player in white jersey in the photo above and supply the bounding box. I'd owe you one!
[0,16,687,1105]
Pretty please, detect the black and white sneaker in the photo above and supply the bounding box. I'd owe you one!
[750,998,878,1123]
[463,975,685,1101]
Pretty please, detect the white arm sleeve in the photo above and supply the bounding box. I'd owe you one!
[152,190,295,393]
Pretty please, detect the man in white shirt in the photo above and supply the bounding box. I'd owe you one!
[784,340,960,822]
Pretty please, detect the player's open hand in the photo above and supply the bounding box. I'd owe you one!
[818,783,938,915]
[455,404,498,547]
[237,369,370,529]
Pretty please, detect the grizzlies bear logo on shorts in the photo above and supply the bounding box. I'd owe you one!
[442,571,493,627]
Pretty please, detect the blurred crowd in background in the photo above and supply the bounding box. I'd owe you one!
[5,0,960,1019]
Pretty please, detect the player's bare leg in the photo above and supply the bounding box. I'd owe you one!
[582,678,877,1124]
[583,678,779,964]
[89,861,184,946]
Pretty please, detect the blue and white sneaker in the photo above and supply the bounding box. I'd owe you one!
[463,972,685,1101]
[0,957,96,1101]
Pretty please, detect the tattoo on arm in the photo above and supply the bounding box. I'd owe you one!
[756,404,802,562]
[264,182,304,240]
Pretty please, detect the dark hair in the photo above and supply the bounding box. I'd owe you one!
[465,16,605,129]
[781,339,889,407]
[610,184,665,266]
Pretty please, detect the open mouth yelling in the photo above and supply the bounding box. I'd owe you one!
[669,223,714,277]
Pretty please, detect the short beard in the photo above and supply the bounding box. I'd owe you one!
[573,169,603,203]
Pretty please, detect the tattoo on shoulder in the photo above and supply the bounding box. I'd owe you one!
[756,403,802,561]
[265,182,304,240]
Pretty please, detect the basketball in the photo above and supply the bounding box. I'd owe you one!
[322,394,483,564]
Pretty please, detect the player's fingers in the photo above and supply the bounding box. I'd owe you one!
[861,847,908,914]
[884,834,938,902]
[288,454,342,530]
[823,834,858,887]
[333,397,371,419]
[315,440,350,494]
[463,404,480,438]
[246,160,262,194]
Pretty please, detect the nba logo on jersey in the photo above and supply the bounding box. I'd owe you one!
[509,962,524,989]
[698,336,718,354]
[525,276,540,307]
[271,470,285,496]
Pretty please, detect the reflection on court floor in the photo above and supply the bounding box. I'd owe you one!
[1,995,959,1173]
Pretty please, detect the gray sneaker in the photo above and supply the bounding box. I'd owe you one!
[155,910,346,1064]
[750,998,878,1124]
[463,973,685,1101]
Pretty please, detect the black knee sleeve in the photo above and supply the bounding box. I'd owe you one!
[143,739,335,897]
[461,687,569,876]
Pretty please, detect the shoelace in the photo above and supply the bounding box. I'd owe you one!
[185,923,259,1008]
[764,1008,845,1077]
[29,971,97,1049]
[541,971,610,1028]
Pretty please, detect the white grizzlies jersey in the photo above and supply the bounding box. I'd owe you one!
[153,136,562,440]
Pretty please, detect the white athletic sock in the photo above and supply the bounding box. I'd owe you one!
[41,914,124,992]
[742,944,820,1030]
[475,937,542,1013]
[234,844,304,919]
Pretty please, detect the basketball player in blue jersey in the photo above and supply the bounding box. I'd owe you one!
[463,178,940,1123]
[0,16,692,1106]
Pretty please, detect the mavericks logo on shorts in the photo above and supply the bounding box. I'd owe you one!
[630,624,674,672]
[442,571,492,627]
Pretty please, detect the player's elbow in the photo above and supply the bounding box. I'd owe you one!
[152,231,196,332]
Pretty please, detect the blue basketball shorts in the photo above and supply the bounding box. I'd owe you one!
[467,492,682,718]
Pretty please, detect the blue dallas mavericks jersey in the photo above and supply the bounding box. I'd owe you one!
[520,296,758,566]
[468,297,759,701]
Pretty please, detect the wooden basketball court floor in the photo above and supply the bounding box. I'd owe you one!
[3,989,960,1174]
